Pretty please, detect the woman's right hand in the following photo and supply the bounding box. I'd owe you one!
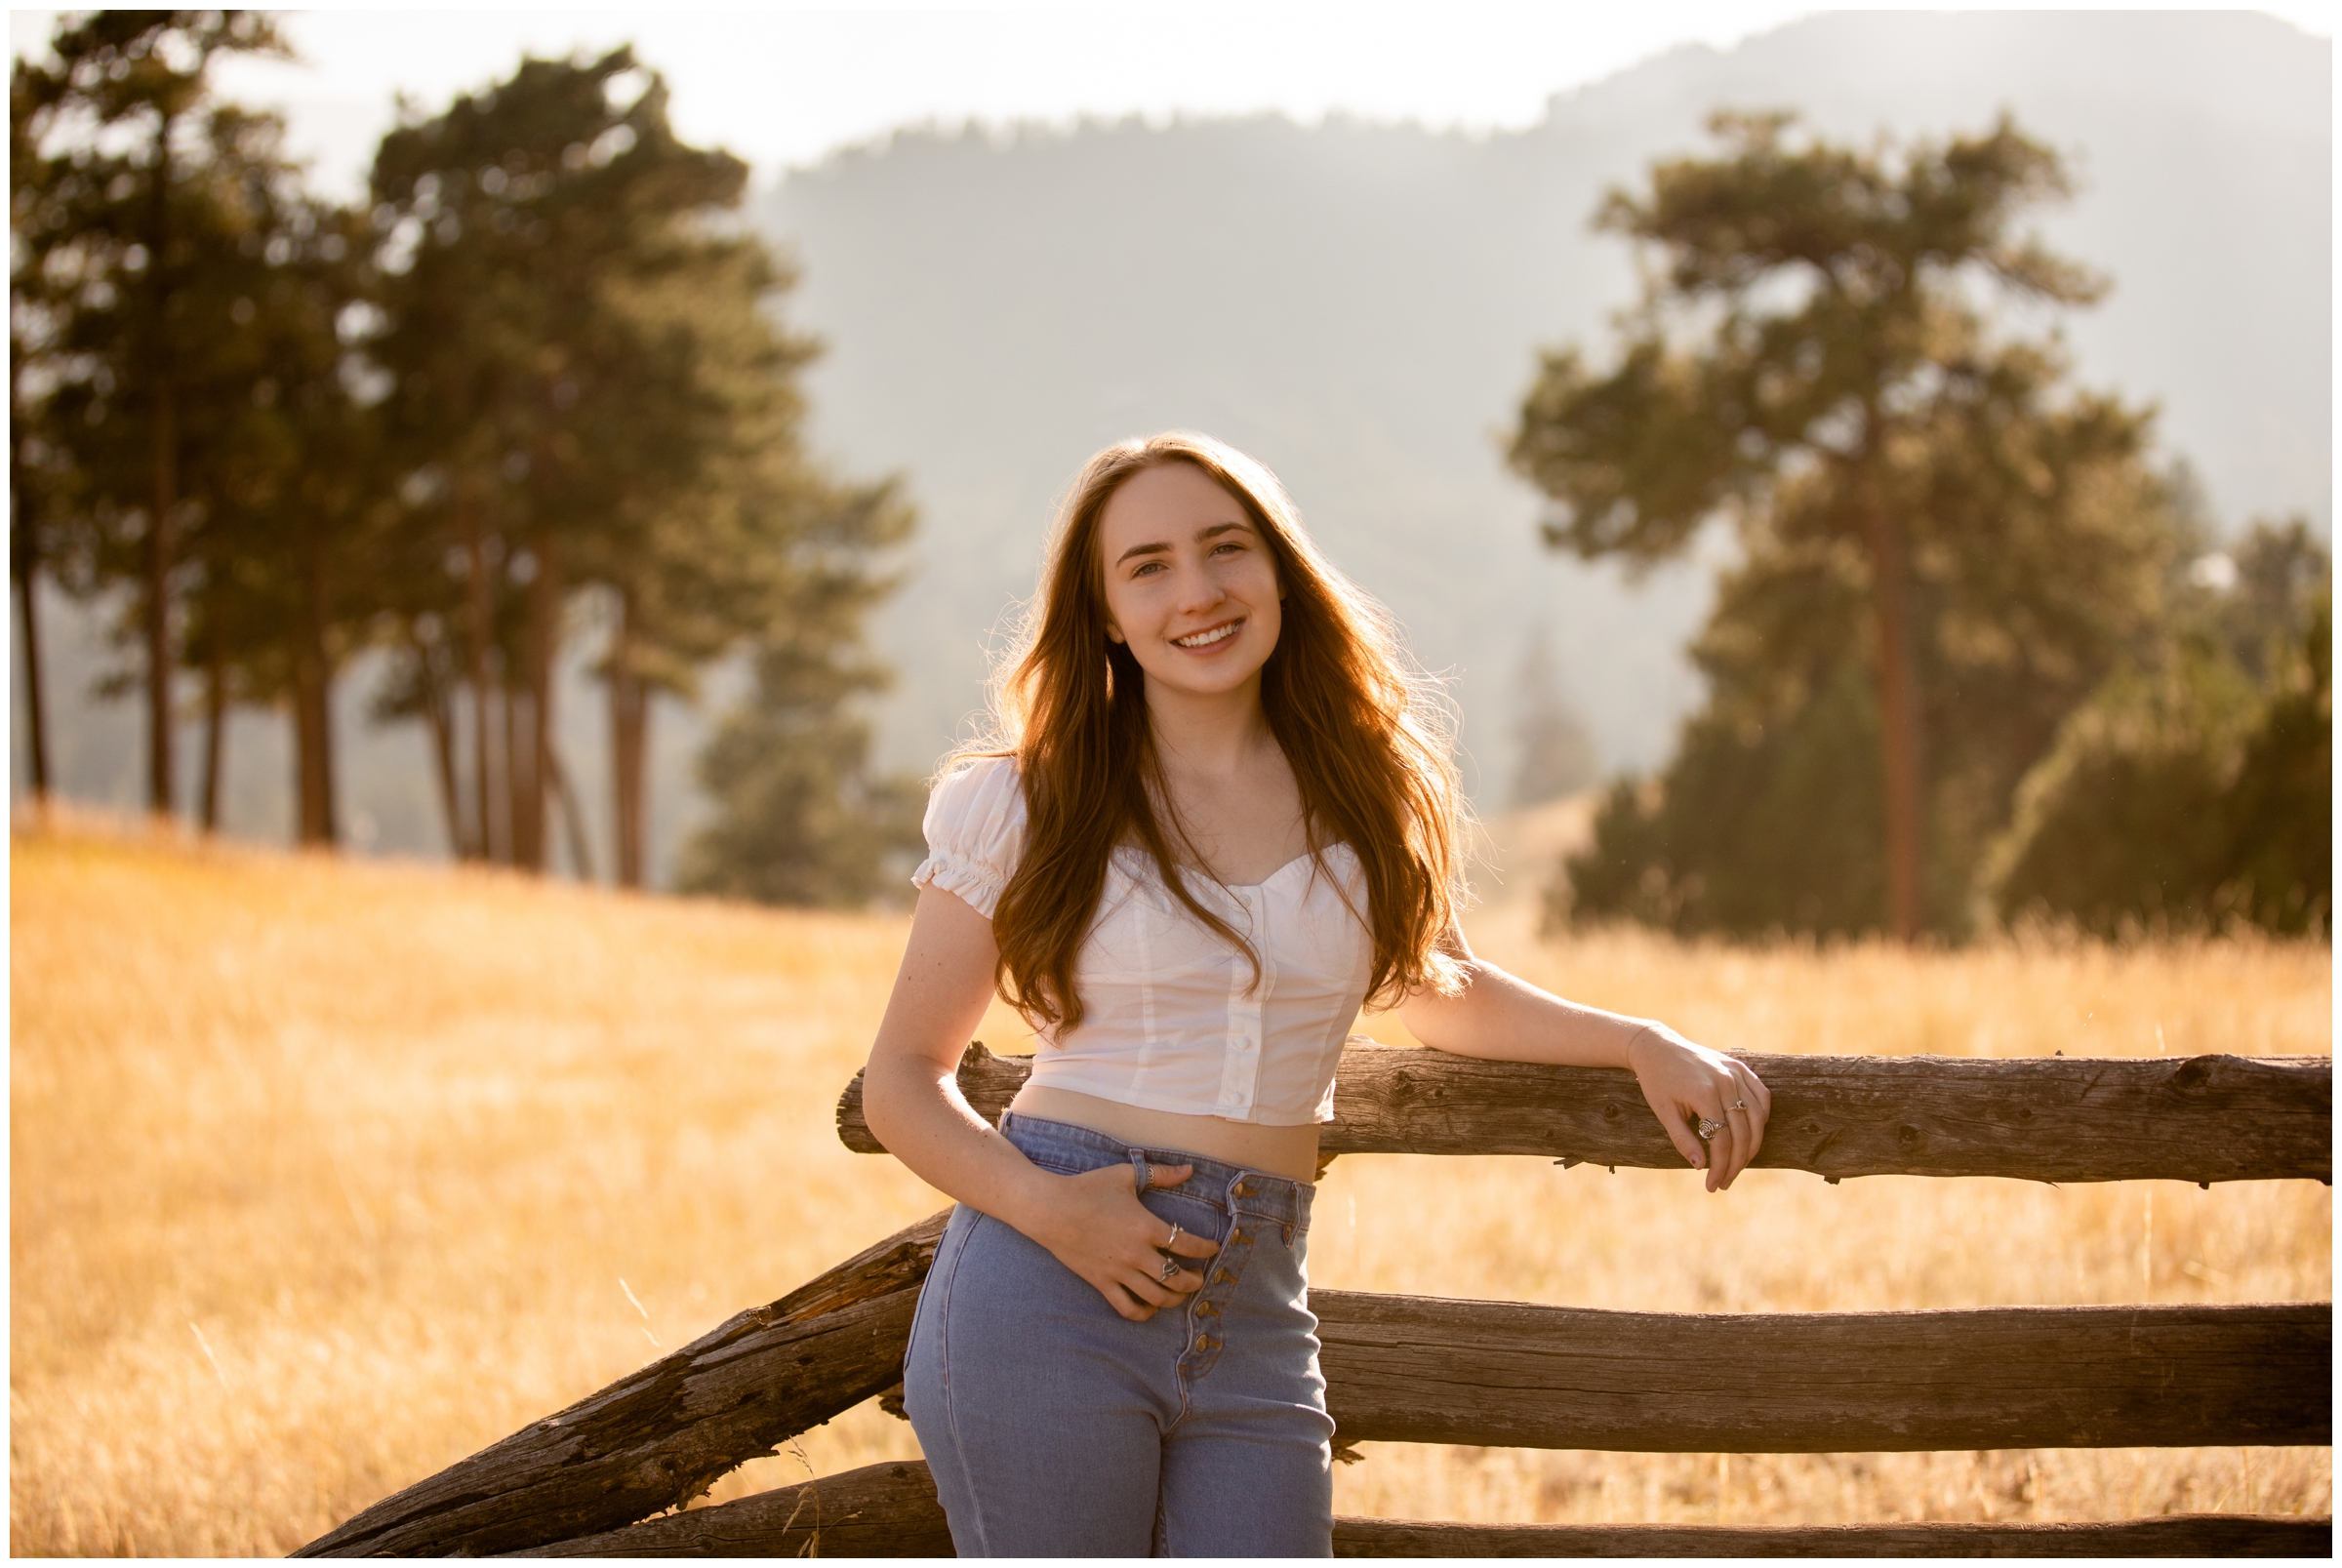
[1025,1162,1222,1321]
[862,887,1221,1321]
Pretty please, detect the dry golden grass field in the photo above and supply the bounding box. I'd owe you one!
[10,811,2332,1555]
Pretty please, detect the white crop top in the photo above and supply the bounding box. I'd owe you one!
[910,754,1375,1126]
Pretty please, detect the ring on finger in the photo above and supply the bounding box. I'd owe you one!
[1695,1115,1726,1141]
[1158,1254,1182,1284]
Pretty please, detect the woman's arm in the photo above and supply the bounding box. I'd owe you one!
[861,886,1219,1319]
[1393,925,1771,1191]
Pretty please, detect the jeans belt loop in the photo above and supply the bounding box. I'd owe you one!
[1130,1148,1150,1195]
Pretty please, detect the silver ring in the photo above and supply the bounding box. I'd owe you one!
[1158,1255,1181,1283]
[1164,1223,1183,1251]
[1696,1116,1726,1141]
[1729,1100,1748,1111]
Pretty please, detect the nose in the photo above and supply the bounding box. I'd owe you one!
[1174,565,1227,616]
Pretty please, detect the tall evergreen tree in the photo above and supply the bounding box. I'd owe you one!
[1990,519,2331,936]
[366,50,910,883]
[179,169,381,843]
[1513,112,2174,940]
[675,475,921,906]
[10,11,288,820]
[11,58,70,805]
[367,49,739,870]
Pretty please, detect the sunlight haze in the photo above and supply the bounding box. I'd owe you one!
[20,5,2322,197]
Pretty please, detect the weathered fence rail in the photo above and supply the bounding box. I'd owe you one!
[1316,1294,2327,1451]
[291,1214,950,1559]
[503,1458,2331,1558]
[301,1048,2333,1558]
[839,1042,2333,1184]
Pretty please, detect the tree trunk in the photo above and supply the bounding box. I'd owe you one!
[199,649,225,832]
[146,384,179,819]
[414,630,468,858]
[545,741,595,882]
[292,540,338,847]
[511,533,562,872]
[505,676,527,865]
[463,508,500,863]
[12,525,50,806]
[609,589,649,889]
[144,111,178,821]
[11,365,50,805]
[1860,495,1926,941]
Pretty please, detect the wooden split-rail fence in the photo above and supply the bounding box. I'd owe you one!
[297,1043,2332,1557]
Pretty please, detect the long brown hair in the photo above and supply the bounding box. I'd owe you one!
[954,432,1467,1032]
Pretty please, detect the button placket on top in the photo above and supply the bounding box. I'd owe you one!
[1213,885,1275,1118]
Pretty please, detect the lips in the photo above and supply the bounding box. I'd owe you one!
[1171,619,1242,649]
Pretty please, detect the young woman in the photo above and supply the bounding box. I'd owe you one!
[862,433,1770,1556]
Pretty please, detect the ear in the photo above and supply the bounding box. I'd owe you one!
[1105,619,1127,645]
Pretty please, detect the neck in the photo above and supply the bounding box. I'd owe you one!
[1142,670,1274,779]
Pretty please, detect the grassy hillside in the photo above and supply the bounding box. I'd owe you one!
[10,818,2330,1553]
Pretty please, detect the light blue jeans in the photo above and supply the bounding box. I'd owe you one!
[903,1111,1335,1556]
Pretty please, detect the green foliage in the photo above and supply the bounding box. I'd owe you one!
[360,48,909,884]
[11,13,306,658]
[12,22,912,883]
[1519,112,2179,940]
[1989,523,2331,937]
[677,474,921,905]
[676,641,925,909]
[11,12,379,829]
[1553,662,1887,938]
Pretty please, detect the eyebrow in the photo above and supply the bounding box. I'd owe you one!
[1113,520,1252,568]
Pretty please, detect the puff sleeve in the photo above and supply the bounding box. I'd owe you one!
[909,754,1028,919]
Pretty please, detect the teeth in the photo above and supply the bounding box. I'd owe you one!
[1173,622,1239,649]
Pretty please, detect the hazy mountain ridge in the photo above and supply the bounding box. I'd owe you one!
[767,8,2327,813]
[16,10,2328,879]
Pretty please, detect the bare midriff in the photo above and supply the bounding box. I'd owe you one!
[1007,1084,1322,1184]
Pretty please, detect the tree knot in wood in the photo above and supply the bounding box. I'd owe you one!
[2168,1056,2218,1091]
[1894,1123,1924,1151]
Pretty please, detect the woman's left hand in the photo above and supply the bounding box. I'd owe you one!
[1626,1026,1770,1192]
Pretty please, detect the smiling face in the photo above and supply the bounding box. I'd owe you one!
[1097,460,1284,704]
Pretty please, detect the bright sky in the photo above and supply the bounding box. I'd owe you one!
[13,4,2328,199]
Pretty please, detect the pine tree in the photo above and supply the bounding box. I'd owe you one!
[676,476,923,907]
[365,50,910,884]
[1514,112,2175,940]
[10,12,290,820]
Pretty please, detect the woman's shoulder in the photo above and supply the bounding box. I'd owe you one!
[913,753,1027,918]
[927,751,1026,824]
